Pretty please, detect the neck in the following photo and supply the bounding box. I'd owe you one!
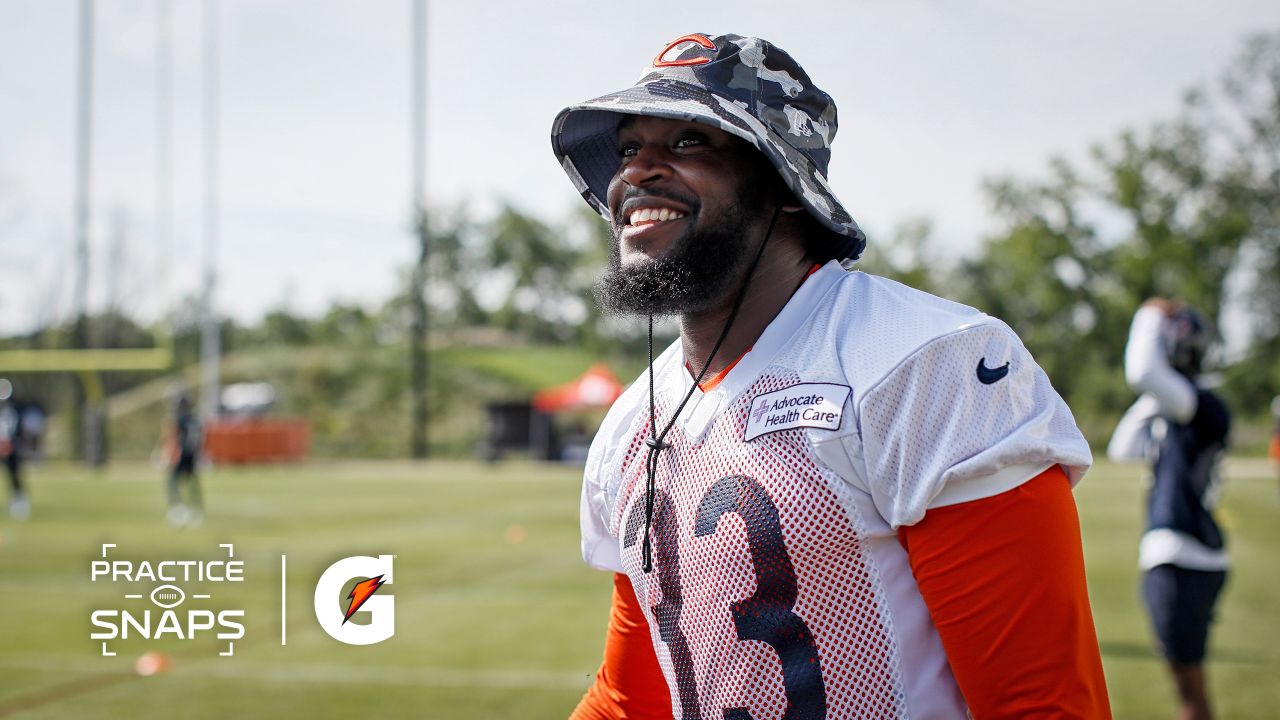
[680,234,813,379]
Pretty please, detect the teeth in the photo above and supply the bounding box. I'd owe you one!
[629,207,687,225]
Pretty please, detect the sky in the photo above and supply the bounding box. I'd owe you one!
[0,0,1276,335]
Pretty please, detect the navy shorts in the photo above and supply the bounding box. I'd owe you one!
[1141,564,1227,665]
[174,452,196,476]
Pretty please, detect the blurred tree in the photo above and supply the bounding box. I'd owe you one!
[487,203,595,343]
[955,31,1280,430]
[1212,33,1280,412]
[857,217,943,295]
[313,303,377,346]
[413,204,489,332]
[565,205,645,352]
[260,309,311,346]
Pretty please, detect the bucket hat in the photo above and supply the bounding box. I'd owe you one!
[551,32,865,261]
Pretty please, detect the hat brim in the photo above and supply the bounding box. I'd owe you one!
[552,78,865,260]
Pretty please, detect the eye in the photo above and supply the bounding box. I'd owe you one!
[617,143,639,159]
[673,133,708,149]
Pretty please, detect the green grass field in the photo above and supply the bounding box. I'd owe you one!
[0,457,1276,719]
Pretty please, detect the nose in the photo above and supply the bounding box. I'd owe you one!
[616,142,673,188]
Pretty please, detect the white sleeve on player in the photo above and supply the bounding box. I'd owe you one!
[580,433,625,573]
[578,361,667,574]
[1124,305,1197,423]
[1107,394,1161,463]
[857,321,1092,529]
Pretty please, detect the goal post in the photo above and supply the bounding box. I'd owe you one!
[0,346,175,464]
[0,348,172,374]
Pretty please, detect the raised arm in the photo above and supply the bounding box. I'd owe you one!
[1124,302,1196,423]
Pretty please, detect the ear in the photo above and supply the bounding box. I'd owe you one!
[776,186,804,214]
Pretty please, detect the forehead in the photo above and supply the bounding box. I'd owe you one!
[616,114,742,143]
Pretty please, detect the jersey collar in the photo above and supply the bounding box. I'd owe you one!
[659,259,848,430]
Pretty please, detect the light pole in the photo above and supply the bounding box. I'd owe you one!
[199,0,221,422]
[409,0,429,458]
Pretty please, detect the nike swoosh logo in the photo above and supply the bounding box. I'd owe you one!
[976,358,1011,384]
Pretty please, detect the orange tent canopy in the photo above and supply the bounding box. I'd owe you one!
[532,363,625,413]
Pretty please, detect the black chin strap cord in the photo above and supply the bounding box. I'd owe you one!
[640,203,783,573]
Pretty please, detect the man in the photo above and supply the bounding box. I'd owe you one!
[1270,396,1279,500]
[1108,299,1230,720]
[553,33,1110,719]
[0,378,29,521]
[167,392,204,527]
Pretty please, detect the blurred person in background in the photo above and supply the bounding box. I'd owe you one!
[554,32,1109,720]
[19,401,45,460]
[0,377,29,520]
[166,392,204,527]
[1271,395,1280,501]
[1109,298,1230,720]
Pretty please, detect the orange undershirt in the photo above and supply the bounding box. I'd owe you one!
[570,573,673,720]
[570,466,1110,719]
[899,466,1111,718]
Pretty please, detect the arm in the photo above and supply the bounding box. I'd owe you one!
[898,466,1111,719]
[570,573,672,720]
[1124,304,1196,423]
[1106,395,1160,463]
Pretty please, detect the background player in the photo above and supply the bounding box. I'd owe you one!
[0,377,29,520]
[554,32,1110,719]
[166,392,204,527]
[1108,298,1230,720]
[1270,395,1280,501]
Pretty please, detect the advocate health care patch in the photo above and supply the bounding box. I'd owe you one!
[744,382,850,442]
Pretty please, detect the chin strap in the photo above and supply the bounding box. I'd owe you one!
[640,203,783,573]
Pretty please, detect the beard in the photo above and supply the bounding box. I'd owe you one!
[595,190,770,317]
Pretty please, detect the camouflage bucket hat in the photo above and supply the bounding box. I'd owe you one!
[551,33,865,261]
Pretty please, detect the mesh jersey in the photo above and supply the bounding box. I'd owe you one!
[581,261,1092,720]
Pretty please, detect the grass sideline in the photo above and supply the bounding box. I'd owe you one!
[0,458,1276,719]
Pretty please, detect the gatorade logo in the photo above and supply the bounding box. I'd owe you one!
[313,555,395,645]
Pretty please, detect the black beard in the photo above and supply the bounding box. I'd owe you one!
[594,199,765,317]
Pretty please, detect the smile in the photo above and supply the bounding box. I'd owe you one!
[628,207,688,226]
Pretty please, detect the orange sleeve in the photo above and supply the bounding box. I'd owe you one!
[898,466,1112,719]
[570,573,673,720]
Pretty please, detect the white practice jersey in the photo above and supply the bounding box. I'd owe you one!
[581,262,1092,719]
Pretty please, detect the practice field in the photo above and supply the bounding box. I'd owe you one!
[0,458,1276,719]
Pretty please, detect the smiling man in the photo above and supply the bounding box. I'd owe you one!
[597,114,782,317]
[552,33,1111,719]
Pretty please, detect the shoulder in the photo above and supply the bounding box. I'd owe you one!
[828,274,1091,524]
[815,270,1010,392]
[835,270,982,316]
[1192,388,1231,434]
[831,270,997,340]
